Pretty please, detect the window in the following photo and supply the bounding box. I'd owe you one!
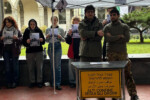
[70,9,74,19]
[59,10,66,24]
[4,2,12,14]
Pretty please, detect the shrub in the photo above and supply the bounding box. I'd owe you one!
[39,25,47,35]
[136,36,139,39]
[21,25,28,34]
[144,35,148,39]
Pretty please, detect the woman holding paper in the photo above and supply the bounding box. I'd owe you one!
[0,16,22,89]
[65,16,80,88]
[46,16,65,90]
[22,19,45,88]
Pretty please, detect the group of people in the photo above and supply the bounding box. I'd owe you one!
[0,16,65,90]
[0,4,139,100]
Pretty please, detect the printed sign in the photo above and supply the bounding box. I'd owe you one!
[80,70,121,98]
[30,33,40,46]
[72,24,80,38]
[49,28,58,37]
[3,31,13,44]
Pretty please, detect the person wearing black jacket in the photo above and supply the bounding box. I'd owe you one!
[22,19,45,88]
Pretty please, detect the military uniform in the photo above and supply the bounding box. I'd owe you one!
[104,21,137,97]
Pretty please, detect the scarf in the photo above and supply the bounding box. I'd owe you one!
[2,26,18,45]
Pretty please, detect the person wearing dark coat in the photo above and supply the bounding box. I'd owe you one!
[65,16,80,88]
[22,19,45,88]
[0,16,22,89]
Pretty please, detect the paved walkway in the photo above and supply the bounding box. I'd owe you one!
[0,85,149,100]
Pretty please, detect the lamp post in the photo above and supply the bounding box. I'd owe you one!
[0,0,4,28]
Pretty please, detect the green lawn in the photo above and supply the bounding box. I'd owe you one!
[20,42,69,56]
[127,39,150,54]
[20,39,150,56]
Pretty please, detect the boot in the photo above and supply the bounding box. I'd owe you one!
[131,95,140,100]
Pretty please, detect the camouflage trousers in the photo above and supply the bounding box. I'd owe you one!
[107,52,137,96]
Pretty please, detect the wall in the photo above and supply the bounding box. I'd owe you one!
[0,54,150,86]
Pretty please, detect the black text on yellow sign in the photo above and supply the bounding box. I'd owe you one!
[80,70,121,98]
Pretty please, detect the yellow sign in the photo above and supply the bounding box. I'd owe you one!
[80,70,121,98]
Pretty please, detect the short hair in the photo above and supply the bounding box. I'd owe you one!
[84,5,95,13]
[107,7,117,10]
[71,16,81,24]
[110,9,120,15]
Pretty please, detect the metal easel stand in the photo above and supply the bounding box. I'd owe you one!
[51,0,57,95]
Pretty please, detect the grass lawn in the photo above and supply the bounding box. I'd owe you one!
[20,42,69,56]
[20,39,150,56]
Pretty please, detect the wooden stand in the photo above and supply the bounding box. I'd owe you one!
[72,61,128,100]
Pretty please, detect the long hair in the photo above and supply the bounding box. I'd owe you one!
[1,16,18,31]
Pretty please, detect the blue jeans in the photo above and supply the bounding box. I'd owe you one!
[3,51,19,84]
[48,42,62,86]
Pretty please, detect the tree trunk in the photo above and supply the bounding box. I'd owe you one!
[140,32,144,43]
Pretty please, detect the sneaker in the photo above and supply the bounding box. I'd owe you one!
[56,86,62,90]
[131,95,140,100]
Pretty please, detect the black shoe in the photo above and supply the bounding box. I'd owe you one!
[37,83,43,88]
[29,83,35,88]
[131,95,140,100]
[112,98,117,100]
[6,83,12,89]
[56,86,62,90]
[70,84,76,88]
[98,98,105,100]
[11,83,17,88]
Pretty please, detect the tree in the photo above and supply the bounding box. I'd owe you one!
[122,7,150,43]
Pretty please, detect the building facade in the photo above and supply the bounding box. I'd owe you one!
[2,0,106,32]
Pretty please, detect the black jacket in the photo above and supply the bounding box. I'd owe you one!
[22,28,45,53]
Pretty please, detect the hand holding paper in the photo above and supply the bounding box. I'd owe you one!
[49,28,59,37]
[72,24,79,33]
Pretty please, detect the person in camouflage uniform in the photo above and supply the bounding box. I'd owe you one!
[103,9,140,100]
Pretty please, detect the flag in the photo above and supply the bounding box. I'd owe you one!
[56,0,68,12]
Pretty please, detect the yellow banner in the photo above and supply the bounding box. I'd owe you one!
[80,70,121,98]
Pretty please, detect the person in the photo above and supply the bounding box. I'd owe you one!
[0,16,22,89]
[65,16,81,88]
[78,5,104,100]
[103,9,140,100]
[22,19,45,88]
[102,7,120,61]
[46,16,65,90]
